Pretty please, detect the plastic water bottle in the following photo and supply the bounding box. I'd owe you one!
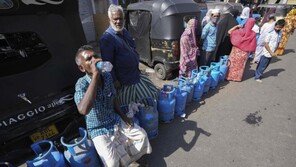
[96,61,113,72]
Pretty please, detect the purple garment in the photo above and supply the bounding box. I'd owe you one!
[179,19,200,77]
[261,8,276,26]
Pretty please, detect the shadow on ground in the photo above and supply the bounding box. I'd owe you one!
[243,58,284,81]
[263,68,285,78]
[283,49,295,55]
[184,80,229,118]
[140,119,211,167]
[270,56,282,64]
[244,60,256,81]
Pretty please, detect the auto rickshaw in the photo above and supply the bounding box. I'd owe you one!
[256,4,293,21]
[126,0,207,79]
[205,2,243,13]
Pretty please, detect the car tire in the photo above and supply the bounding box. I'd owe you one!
[154,63,167,80]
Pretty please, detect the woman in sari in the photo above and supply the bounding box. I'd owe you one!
[275,8,296,55]
[226,18,257,82]
[179,19,200,77]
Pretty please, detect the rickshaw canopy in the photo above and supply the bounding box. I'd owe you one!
[127,0,206,40]
[257,4,293,19]
[205,2,243,14]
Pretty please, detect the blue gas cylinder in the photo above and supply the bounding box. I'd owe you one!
[174,87,187,117]
[191,69,199,84]
[137,97,159,139]
[219,55,229,81]
[210,62,220,90]
[26,140,65,167]
[157,85,176,123]
[199,66,211,94]
[179,77,194,103]
[120,105,140,126]
[191,69,203,101]
[210,62,220,71]
[60,128,100,167]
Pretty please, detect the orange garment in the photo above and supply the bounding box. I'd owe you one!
[226,46,248,82]
[275,9,296,55]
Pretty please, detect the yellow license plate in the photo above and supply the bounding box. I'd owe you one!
[30,124,59,142]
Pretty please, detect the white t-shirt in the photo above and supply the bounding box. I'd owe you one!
[252,24,260,34]
[262,30,282,58]
[260,22,275,35]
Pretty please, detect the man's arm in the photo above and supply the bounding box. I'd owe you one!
[201,24,209,40]
[264,42,277,57]
[76,58,101,115]
[76,74,100,115]
[264,34,277,57]
[113,98,133,127]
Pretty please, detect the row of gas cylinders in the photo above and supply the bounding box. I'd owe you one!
[10,98,159,167]
[122,56,229,135]
[24,128,100,167]
[10,56,229,167]
[157,56,229,123]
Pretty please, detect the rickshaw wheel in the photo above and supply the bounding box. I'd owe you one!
[154,63,167,80]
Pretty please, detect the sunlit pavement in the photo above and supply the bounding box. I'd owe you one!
[139,34,296,167]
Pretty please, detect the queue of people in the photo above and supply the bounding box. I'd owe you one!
[179,6,295,84]
[72,4,295,167]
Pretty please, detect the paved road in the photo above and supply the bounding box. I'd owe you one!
[140,34,296,167]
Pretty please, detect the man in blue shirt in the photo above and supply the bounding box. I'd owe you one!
[99,4,157,106]
[74,45,151,166]
[200,9,220,66]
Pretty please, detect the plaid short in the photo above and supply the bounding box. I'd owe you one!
[92,121,152,167]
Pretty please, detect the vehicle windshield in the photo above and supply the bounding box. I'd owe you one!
[0,32,51,77]
[0,0,13,9]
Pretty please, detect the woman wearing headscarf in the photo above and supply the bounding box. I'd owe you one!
[214,9,239,61]
[253,14,276,63]
[275,8,296,55]
[226,18,257,82]
[236,7,250,26]
[179,19,200,77]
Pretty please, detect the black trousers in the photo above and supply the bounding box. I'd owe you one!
[199,50,214,66]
